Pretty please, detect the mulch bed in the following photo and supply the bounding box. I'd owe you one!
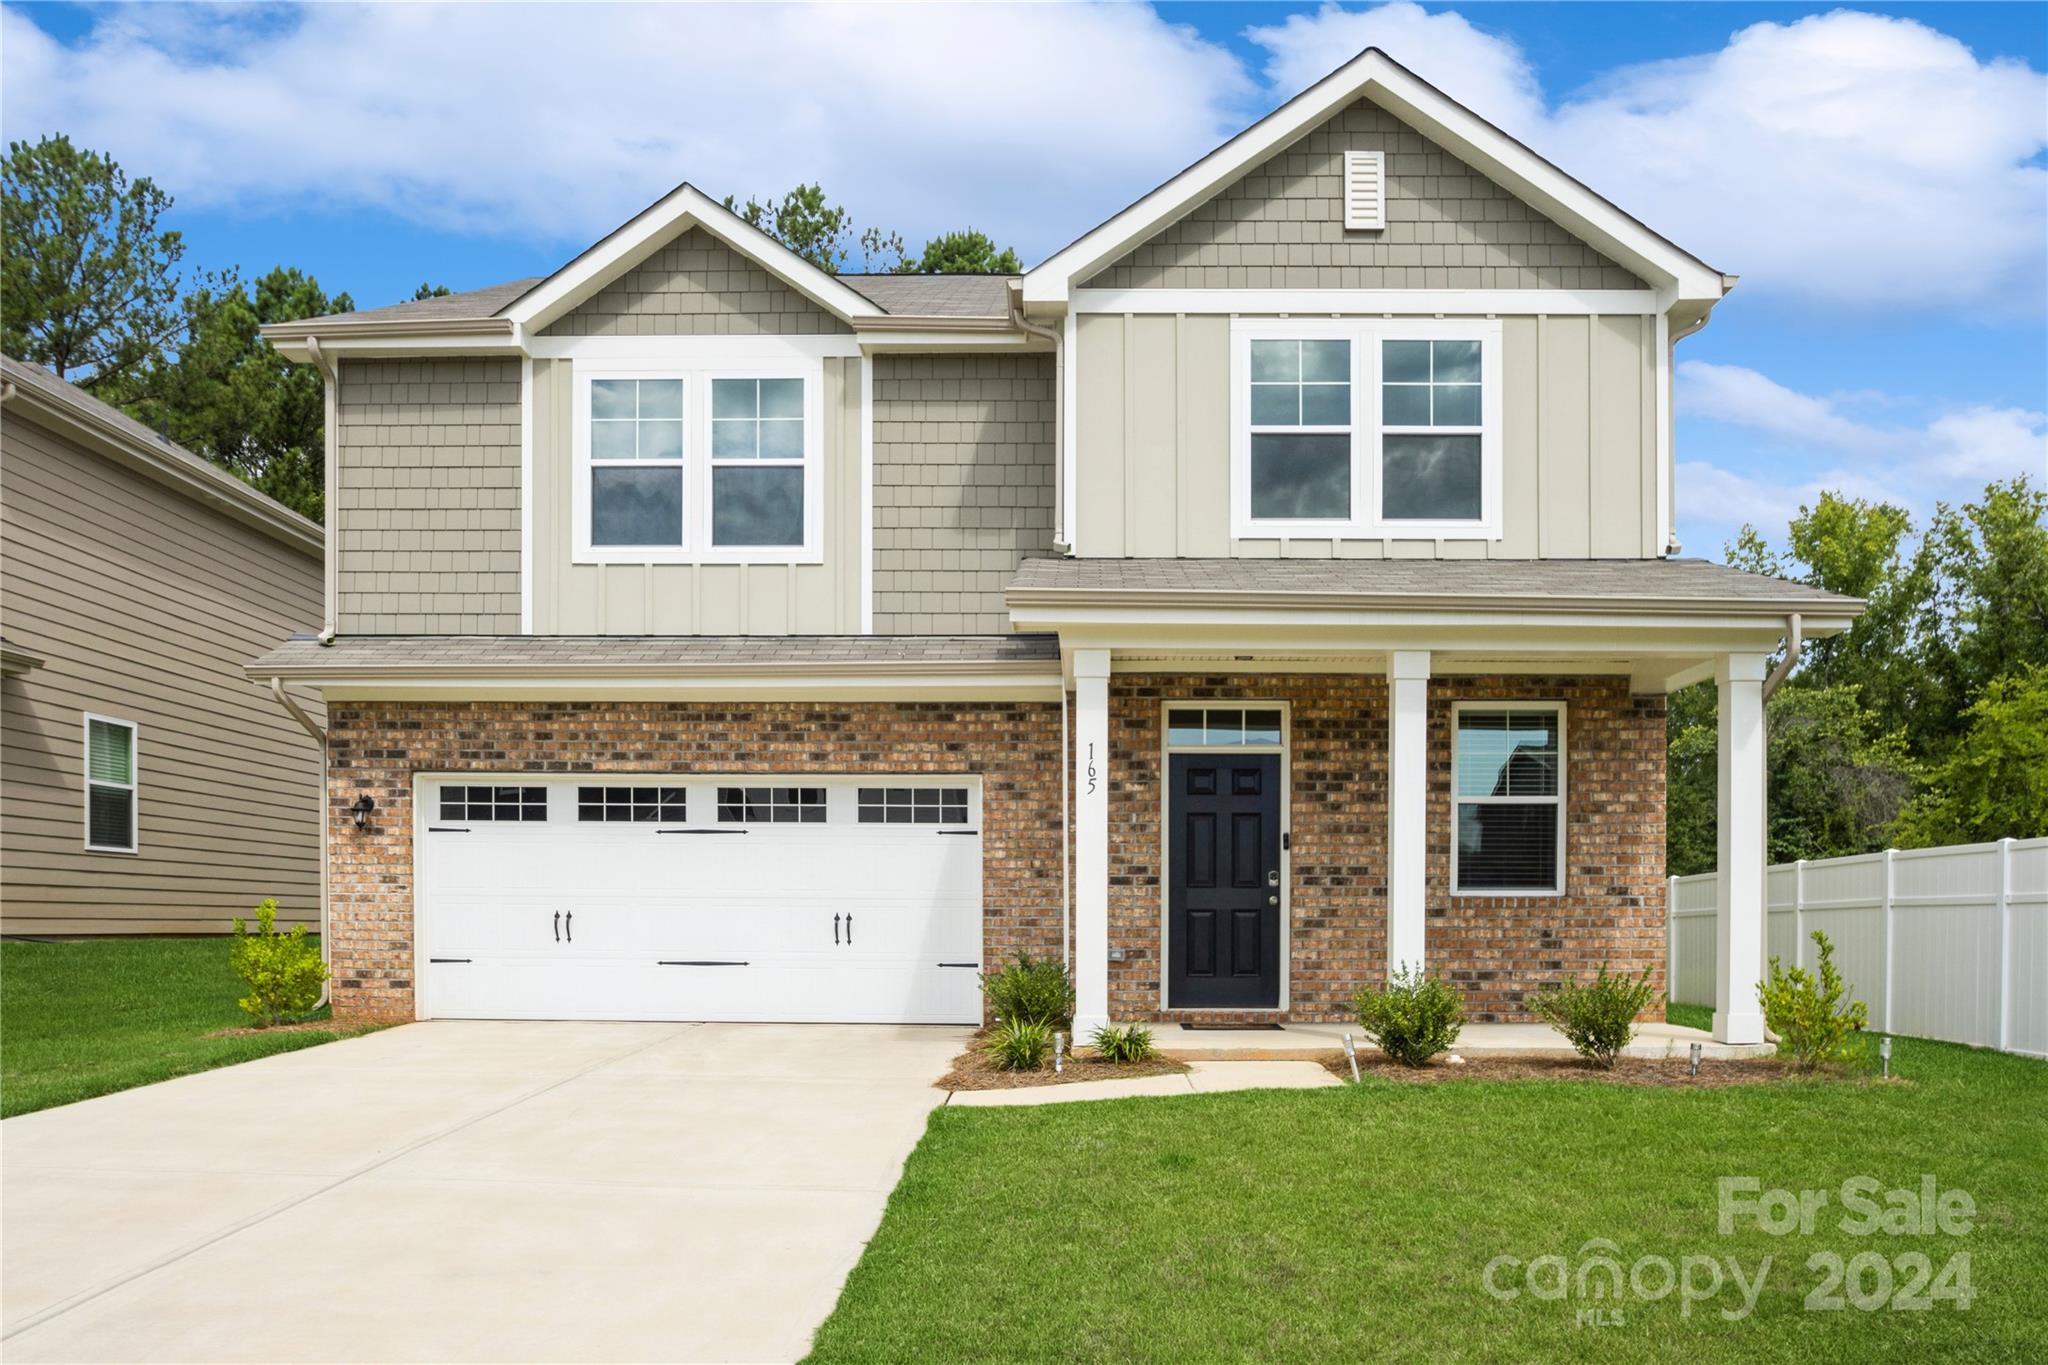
[204,1021,382,1039]
[1319,1051,1798,1088]
[938,1033,1191,1091]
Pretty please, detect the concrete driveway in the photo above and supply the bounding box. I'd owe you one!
[1,1021,969,1364]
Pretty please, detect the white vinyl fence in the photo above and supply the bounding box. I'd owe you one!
[1669,838,2048,1058]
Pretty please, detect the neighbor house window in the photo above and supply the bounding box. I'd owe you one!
[1233,320,1499,539]
[710,378,805,547]
[1453,706,1564,894]
[589,378,685,547]
[575,360,818,565]
[83,714,137,852]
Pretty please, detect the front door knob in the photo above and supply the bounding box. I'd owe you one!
[1268,894,1279,906]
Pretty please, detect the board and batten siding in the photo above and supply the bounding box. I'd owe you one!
[1,414,324,933]
[333,357,522,633]
[529,356,865,634]
[872,353,1056,633]
[1073,311,1660,560]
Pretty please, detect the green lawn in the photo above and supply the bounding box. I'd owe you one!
[810,1038,2045,1362]
[1,937,359,1118]
[1667,999,1713,1032]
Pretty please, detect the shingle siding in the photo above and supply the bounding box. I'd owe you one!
[333,358,521,634]
[1084,98,1645,291]
[545,226,852,336]
[871,353,1057,633]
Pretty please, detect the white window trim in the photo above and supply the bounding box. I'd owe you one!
[571,358,824,566]
[1229,317,1503,541]
[82,712,138,854]
[1449,700,1565,898]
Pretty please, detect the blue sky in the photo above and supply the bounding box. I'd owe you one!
[5,1,2043,557]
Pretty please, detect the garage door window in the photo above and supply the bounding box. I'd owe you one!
[578,786,686,823]
[440,786,549,822]
[717,786,826,824]
[857,787,969,825]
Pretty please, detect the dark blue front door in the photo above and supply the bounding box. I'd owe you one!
[1167,753,1281,1009]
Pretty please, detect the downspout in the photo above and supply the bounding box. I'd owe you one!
[1757,613,1802,1009]
[305,335,339,645]
[1007,285,1066,551]
[1763,613,1803,700]
[1061,684,1072,970]
[271,676,332,1008]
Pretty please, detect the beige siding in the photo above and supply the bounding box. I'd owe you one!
[529,357,864,634]
[871,353,1055,633]
[333,358,521,633]
[1,415,324,933]
[1084,98,1643,292]
[543,226,852,337]
[1073,311,1658,560]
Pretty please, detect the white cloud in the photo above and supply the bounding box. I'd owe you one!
[1674,359,2047,550]
[0,2,1251,256]
[1244,4,2048,313]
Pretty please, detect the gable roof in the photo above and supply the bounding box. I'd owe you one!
[1023,47,1728,309]
[0,354,322,558]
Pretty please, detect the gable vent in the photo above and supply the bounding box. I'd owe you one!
[1344,149,1386,231]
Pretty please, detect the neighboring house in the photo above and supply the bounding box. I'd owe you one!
[250,49,1859,1041]
[0,355,325,934]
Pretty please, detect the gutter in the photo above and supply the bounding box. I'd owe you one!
[1007,284,1068,551]
[1763,613,1803,699]
[1005,588,1863,620]
[270,678,332,1009]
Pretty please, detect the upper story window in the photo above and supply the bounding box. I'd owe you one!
[84,714,138,853]
[1231,319,1502,540]
[573,360,820,565]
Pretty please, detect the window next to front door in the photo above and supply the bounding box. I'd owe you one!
[1452,703,1565,895]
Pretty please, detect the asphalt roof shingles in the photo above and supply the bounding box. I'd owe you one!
[248,633,1061,676]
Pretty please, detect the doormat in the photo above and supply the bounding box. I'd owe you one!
[1180,1022,1284,1031]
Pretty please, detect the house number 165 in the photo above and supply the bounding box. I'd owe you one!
[1085,743,1098,796]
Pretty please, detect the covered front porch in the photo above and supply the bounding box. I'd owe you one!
[1006,556,1864,1047]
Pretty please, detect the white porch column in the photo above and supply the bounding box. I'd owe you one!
[1714,652,1770,1044]
[1387,649,1431,978]
[1072,648,1111,1036]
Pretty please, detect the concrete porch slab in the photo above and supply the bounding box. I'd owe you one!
[1155,1020,1774,1060]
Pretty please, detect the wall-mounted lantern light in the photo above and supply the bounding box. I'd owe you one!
[350,793,376,831]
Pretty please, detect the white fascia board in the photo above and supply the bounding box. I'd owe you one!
[273,334,526,360]
[1072,288,1659,316]
[1022,48,1725,308]
[855,331,1040,352]
[318,673,1065,703]
[502,184,885,333]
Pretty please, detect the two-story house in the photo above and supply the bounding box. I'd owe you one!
[251,49,1859,1044]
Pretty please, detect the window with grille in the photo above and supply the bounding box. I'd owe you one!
[856,787,969,824]
[716,786,826,823]
[440,785,549,822]
[578,786,686,823]
[84,715,138,852]
[1453,707,1564,894]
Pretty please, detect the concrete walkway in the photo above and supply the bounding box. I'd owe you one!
[949,1059,1338,1107]
[1155,1020,1772,1060]
[1,1020,970,1364]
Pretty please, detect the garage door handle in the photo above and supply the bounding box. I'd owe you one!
[564,911,573,942]
[845,913,852,944]
[937,962,979,969]
[429,957,472,964]
[658,960,749,967]
[936,829,978,836]
[428,827,470,833]
[553,911,560,942]
[833,912,840,944]
[658,829,747,835]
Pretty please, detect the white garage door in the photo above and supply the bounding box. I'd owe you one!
[415,776,984,1024]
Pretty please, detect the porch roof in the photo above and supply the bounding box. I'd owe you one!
[1006,557,1861,618]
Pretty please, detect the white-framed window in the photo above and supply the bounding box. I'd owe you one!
[83,713,138,853]
[1231,318,1502,540]
[572,359,821,564]
[1451,703,1565,895]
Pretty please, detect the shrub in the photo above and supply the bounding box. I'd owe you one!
[985,1018,1053,1071]
[1352,967,1464,1067]
[229,899,328,1027]
[979,952,1074,1029]
[1760,930,1869,1072]
[1090,1022,1157,1064]
[1527,962,1657,1069]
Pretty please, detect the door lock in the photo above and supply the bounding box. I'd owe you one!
[1266,870,1280,886]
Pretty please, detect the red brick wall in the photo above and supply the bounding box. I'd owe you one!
[323,700,1065,1022]
[1107,674,1666,1025]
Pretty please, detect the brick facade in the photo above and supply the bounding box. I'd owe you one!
[1107,674,1665,1025]
[323,699,1064,1022]
[322,678,1663,1027]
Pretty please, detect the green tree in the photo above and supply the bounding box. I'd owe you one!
[1912,479,2048,748]
[1892,666,2048,847]
[896,229,1023,275]
[1,135,223,389]
[723,184,863,273]
[411,283,452,301]
[121,267,351,522]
